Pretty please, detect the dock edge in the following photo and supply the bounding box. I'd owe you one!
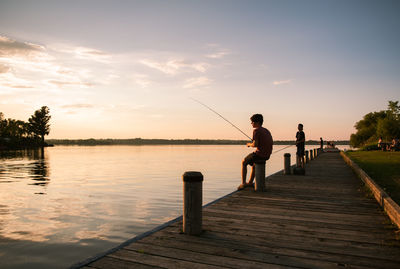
[340,151,400,229]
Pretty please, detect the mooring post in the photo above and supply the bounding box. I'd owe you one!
[255,161,266,191]
[314,148,317,158]
[305,150,309,163]
[310,149,314,160]
[183,171,203,235]
[284,153,291,175]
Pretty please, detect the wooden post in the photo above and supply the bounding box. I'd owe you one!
[305,150,309,163]
[183,171,203,235]
[284,153,291,175]
[310,149,314,160]
[255,161,266,191]
[314,148,317,158]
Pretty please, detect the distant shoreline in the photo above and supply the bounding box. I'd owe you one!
[46,138,350,146]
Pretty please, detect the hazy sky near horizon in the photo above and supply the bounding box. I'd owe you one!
[1,0,399,140]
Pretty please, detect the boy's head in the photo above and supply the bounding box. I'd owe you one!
[250,114,263,126]
[298,123,303,131]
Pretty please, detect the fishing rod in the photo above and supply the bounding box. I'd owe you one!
[271,144,295,154]
[190,98,252,141]
[191,97,296,155]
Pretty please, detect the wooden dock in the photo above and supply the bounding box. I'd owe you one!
[79,151,400,269]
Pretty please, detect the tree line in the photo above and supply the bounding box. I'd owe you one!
[47,138,349,146]
[0,106,51,149]
[350,100,400,148]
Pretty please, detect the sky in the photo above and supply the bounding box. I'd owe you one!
[0,0,399,140]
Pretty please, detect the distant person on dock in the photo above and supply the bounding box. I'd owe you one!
[238,114,273,190]
[296,124,305,168]
[320,137,324,149]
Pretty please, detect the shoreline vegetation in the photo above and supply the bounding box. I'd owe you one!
[45,138,350,146]
[1,106,51,151]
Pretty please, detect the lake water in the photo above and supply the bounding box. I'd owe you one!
[0,144,348,268]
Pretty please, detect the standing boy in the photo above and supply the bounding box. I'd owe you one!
[239,114,273,190]
[296,124,305,168]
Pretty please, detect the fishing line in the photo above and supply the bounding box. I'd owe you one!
[190,98,252,140]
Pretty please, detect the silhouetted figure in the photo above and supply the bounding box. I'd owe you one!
[320,137,324,149]
[239,114,273,190]
[296,124,305,168]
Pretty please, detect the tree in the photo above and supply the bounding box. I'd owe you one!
[0,112,5,136]
[350,100,400,147]
[350,111,386,147]
[377,101,400,140]
[28,106,51,146]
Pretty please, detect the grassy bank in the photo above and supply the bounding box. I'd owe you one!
[346,151,400,205]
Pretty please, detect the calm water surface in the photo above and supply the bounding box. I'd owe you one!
[0,145,348,268]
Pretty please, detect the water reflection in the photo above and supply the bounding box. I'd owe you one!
[0,148,45,160]
[30,158,50,187]
[0,148,50,189]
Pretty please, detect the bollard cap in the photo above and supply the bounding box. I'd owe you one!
[284,153,291,157]
[183,171,204,182]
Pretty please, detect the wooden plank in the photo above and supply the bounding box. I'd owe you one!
[211,200,388,221]
[137,231,373,269]
[199,222,400,257]
[202,209,396,234]
[204,207,389,229]
[124,242,295,269]
[88,256,161,269]
[222,197,383,215]
[200,215,395,244]
[149,228,399,268]
[235,194,382,211]
[110,249,225,269]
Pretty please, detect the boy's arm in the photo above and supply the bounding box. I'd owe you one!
[296,132,305,144]
[247,140,257,147]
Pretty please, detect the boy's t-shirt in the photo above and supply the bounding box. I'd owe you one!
[253,127,273,159]
[296,131,305,149]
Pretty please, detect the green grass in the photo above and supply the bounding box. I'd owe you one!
[346,151,400,205]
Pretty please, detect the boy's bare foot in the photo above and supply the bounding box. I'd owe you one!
[237,184,246,190]
[246,182,255,188]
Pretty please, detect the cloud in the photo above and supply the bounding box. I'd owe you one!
[0,36,112,92]
[133,74,152,88]
[204,43,231,59]
[56,46,111,63]
[2,83,33,89]
[61,104,94,109]
[140,59,208,75]
[273,79,292,85]
[47,79,94,88]
[0,63,10,73]
[0,72,35,92]
[205,50,231,59]
[0,35,45,58]
[183,76,212,89]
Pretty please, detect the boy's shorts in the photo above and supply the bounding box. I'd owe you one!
[243,152,268,166]
[296,147,305,156]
